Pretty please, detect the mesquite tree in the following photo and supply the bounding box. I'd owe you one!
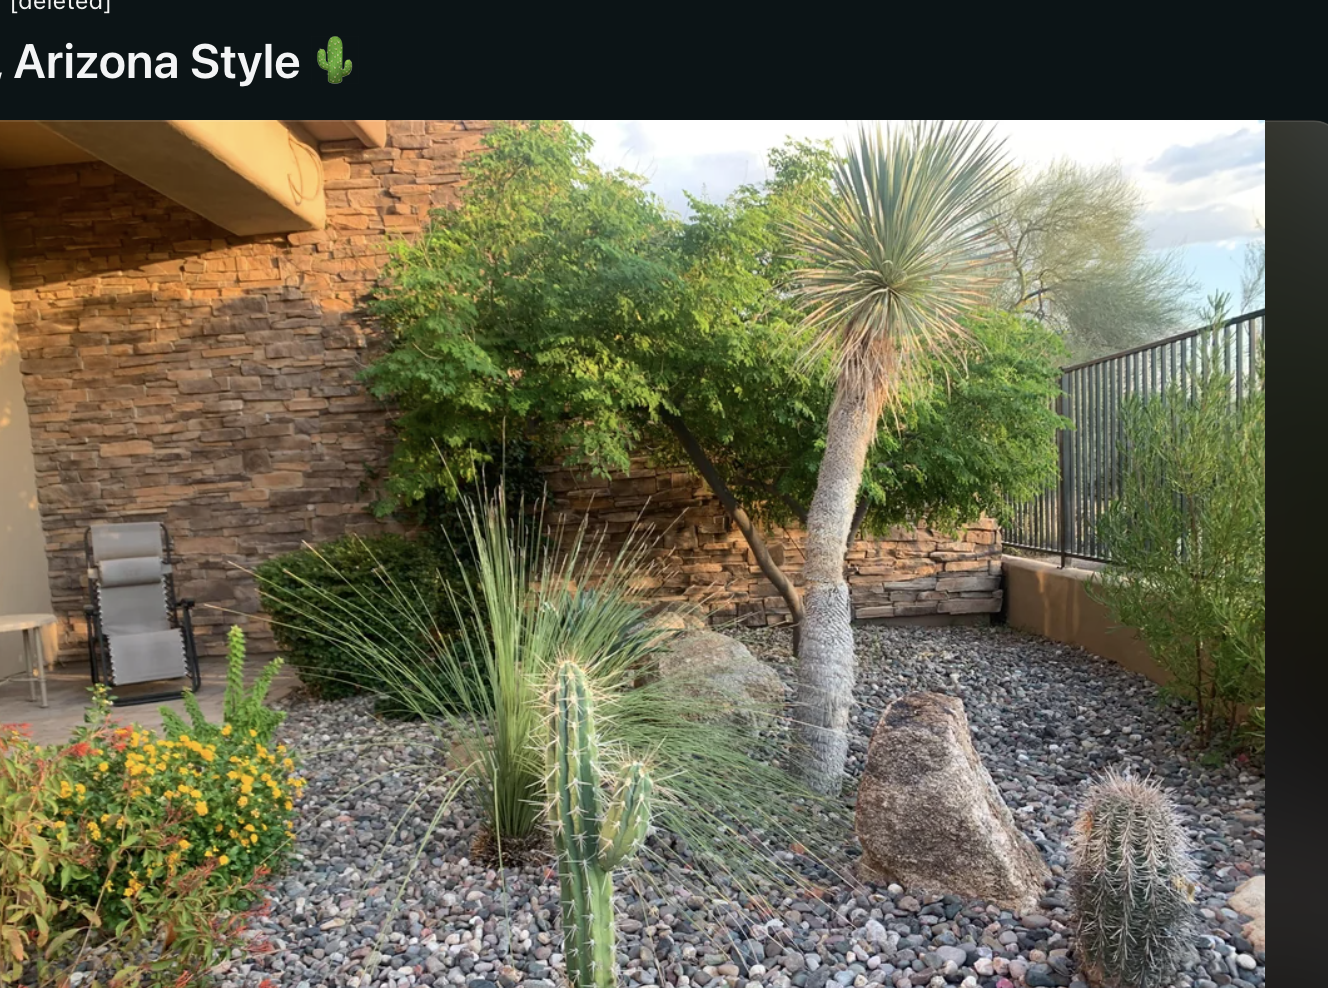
[785,122,1013,794]
[365,123,1063,667]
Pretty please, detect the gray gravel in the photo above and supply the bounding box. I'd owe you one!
[219,624,1265,988]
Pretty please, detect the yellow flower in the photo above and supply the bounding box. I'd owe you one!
[194,800,209,816]
[239,796,249,808]
[97,762,109,773]
[218,854,230,866]
[249,729,258,737]
[221,724,233,737]
[59,780,73,798]
[177,838,191,850]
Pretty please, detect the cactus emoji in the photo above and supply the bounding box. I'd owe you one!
[317,36,352,83]
[549,659,653,988]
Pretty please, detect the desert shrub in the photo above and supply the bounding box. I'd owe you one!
[0,669,302,987]
[256,532,454,699]
[1092,346,1265,748]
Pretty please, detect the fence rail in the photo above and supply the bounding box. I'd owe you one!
[1000,309,1265,564]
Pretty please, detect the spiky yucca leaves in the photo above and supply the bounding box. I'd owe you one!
[159,625,286,744]
[1070,770,1197,988]
[250,487,852,912]
[549,659,652,988]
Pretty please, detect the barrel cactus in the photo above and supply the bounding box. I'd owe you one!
[1069,770,1197,988]
[549,659,653,988]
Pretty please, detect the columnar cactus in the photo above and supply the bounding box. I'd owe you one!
[316,37,352,83]
[550,660,652,988]
[1069,770,1197,988]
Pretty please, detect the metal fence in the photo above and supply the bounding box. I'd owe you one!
[1000,309,1265,564]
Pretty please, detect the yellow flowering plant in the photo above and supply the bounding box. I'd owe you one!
[2,712,259,986]
[0,628,302,987]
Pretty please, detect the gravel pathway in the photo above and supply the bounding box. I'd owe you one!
[218,625,1265,988]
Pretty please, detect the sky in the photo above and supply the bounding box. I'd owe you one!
[572,120,1265,319]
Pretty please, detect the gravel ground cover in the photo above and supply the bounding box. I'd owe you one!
[219,624,1265,988]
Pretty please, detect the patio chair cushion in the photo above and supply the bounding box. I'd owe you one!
[90,521,164,562]
[99,556,164,588]
[107,628,188,686]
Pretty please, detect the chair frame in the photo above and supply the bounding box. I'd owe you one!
[83,522,202,706]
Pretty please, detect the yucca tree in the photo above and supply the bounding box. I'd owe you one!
[787,121,1013,793]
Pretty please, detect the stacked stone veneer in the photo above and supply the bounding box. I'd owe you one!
[0,121,495,659]
[543,458,1002,628]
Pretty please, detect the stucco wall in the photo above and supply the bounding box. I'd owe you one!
[0,121,495,660]
[1002,554,1170,685]
[0,226,56,678]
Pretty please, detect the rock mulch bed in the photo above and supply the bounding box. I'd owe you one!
[220,625,1265,988]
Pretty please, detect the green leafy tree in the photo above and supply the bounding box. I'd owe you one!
[784,121,1013,794]
[989,160,1198,360]
[1091,350,1265,748]
[365,122,1064,673]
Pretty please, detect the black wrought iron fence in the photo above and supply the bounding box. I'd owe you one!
[1000,309,1265,564]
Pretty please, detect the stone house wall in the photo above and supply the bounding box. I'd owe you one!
[543,458,1003,628]
[2,119,1003,663]
[0,121,495,659]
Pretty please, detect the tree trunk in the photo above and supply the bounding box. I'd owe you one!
[793,383,881,795]
[661,413,806,642]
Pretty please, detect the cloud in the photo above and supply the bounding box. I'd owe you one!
[619,120,655,157]
[1144,128,1265,185]
[1144,201,1262,249]
[644,151,767,215]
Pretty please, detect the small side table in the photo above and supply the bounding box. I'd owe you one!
[0,613,57,709]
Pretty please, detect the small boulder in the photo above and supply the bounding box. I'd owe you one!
[654,630,784,725]
[855,692,1050,911]
[1228,875,1265,951]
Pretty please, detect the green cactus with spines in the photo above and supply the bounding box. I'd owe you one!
[316,36,352,83]
[549,660,652,988]
[1069,770,1197,988]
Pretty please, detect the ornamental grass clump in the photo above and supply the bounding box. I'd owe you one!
[252,486,851,923]
[1069,770,1197,988]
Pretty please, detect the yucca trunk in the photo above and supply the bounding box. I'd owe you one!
[793,383,880,794]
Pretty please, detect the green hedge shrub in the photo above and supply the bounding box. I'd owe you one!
[256,533,455,700]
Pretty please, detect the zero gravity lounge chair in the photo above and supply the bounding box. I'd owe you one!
[84,521,201,705]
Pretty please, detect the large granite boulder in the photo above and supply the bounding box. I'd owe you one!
[653,630,784,726]
[855,692,1050,911]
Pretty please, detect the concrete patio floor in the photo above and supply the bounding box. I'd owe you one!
[0,653,298,746]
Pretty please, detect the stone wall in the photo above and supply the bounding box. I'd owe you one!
[0,121,494,659]
[543,458,1003,628]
